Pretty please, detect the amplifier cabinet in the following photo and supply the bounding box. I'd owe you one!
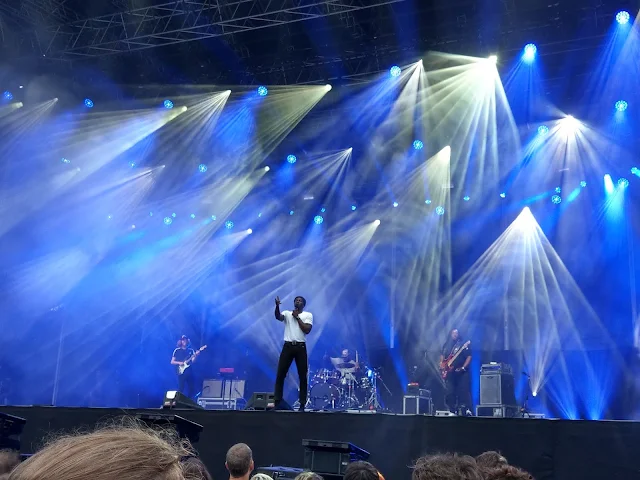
[479,373,515,406]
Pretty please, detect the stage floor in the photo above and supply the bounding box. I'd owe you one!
[3,406,640,480]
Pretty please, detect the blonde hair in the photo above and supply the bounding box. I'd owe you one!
[251,474,274,480]
[294,472,323,480]
[8,423,196,480]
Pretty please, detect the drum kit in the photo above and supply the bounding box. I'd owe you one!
[306,361,387,411]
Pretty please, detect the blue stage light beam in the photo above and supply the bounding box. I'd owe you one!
[616,10,630,25]
[84,98,94,108]
[631,167,639,177]
[314,215,324,225]
[523,43,537,63]
[3,91,13,100]
[615,100,628,112]
[163,100,174,109]
[617,178,629,189]
[604,174,615,195]
[257,86,268,96]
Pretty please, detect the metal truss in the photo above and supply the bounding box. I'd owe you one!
[38,0,406,59]
[0,0,79,28]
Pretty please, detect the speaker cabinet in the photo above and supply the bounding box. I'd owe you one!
[245,392,276,410]
[479,373,516,405]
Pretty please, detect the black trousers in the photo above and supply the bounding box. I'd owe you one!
[274,342,308,407]
[177,368,195,398]
[445,370,471,413]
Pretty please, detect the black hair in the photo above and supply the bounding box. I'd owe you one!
[294,296,307,307]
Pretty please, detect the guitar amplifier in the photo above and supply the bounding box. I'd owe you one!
[255,467,303,479]
[479,373,515,406]
[201,379,245,399]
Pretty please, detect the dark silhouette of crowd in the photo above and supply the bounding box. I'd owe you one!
[0,421,534,480]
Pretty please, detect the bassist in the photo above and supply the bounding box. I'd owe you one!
[439,328,472,414]
[171,335,198,398]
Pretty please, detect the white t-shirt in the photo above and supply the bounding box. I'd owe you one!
[282,310,313,342]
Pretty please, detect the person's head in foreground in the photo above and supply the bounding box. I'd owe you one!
[475,451,508,471]
[344,461,382,480]
[294,472,324,480]
[484,466,534,480]
[7,423,209,480]
[226,443,254,480]
[412,453,483,480]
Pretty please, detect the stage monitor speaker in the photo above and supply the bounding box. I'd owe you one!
[245,392,275,410]
[479,373,516,406]
[0,412,26,451]
[162,391,203,410]
[136,413,203,444]
[302,439,369,476]
[255,467,304,479]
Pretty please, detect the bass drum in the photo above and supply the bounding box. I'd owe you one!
[309,383,341,410]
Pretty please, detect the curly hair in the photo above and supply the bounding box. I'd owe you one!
[412,453,483,480]
[484,466,534,480]
[475,451,508,470]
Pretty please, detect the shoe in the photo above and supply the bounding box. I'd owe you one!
[298,407,305,412]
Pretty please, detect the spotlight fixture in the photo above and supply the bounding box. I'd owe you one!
[211,215,217,220]
[523,44,537,62]
[389,65,402,77]
[257,86,268,96]
[615,100,628,112]
[618,178,629,188]
[61,157,71,164]
[551,195,562,204]
[163,100,174,109]
[413,140,424,150]
[264,166,270,172]
[425,199,432,205]
[325,84,332,91]
[3,91,13,100]
[373,219,381,226]
[198,164,207,173]
[435,206,445,215]
[393,202,399,208]
[84,98,94,108]
[286,154,297,164]
[172,213,177,218]
[289,210,294,215]
[320,207,326,213]
[351,205,357,211]
[225,220,234,229]
[129,161,136,168]
[499,192,506,198]
[488,55,498,64]
[616,10,630,25]
[314,215,324,225]
[190,214,196,219]
[631,167,639,176]
[537,125,549,135]
[164,217,173,225]
[555,187,561,193]
[247,229,253,234]
[580,181,587,187]
[463,196,470,202]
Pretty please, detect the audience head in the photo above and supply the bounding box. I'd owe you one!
[251,475,273,480]
[344,461,381,480]
[182,457,213,480]
[412,453,483,480]
[484,466,533,480]
[0,450,20,480]
[475,451,508,471]
[7,424,194,480]
[294,472,323,480]
[226,443,254,479]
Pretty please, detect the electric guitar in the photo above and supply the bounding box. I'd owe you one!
[177,345,207,375]
[439,341,471,380]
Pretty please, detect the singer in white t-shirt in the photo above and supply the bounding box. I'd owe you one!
[273,295,313,411]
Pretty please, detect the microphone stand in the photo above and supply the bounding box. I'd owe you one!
[521,372,531,418]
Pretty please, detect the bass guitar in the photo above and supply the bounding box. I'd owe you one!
[439,341,471,380]
[177,345,207,375]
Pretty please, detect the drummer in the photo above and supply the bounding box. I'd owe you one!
[330,348,360,382]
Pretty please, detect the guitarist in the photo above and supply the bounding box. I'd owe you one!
[439,328,472,414]
[171,335,198,398]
